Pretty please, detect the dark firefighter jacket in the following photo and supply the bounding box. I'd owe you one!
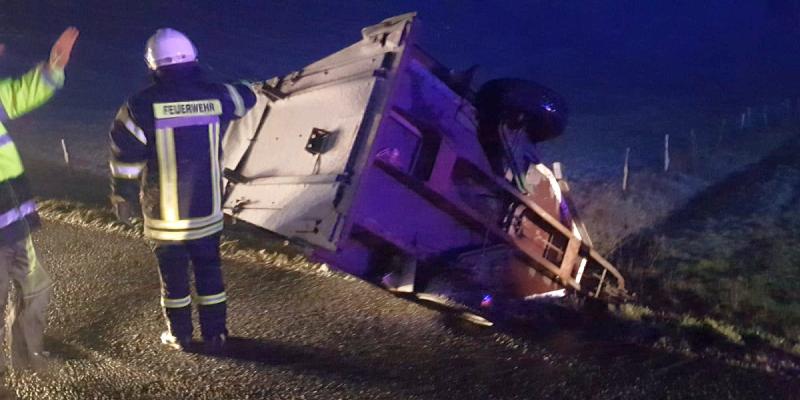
[109,64,256,241]
[0,65,64,245]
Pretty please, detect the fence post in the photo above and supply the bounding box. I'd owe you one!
[61,138,70,166]
[690,129,697,173]
[622,147,630,192]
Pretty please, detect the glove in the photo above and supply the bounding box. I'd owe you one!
[110,195,134,226]
[48,27,79,70]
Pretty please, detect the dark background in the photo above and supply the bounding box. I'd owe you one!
[2,1,800,113]
[1,0,799,180]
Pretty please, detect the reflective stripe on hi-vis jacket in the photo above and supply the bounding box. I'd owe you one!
[0,200,36,229]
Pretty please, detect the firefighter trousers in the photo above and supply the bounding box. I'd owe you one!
[0,235,52,370]
[153,234,227,340]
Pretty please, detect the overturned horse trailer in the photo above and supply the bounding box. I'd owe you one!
[222,13,626,313]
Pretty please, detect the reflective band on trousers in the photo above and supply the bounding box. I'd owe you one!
[0,200,36,229]
[196,292,226,306]
[161,295,192,308]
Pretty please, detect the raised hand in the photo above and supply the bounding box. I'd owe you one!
[49,27,79,70]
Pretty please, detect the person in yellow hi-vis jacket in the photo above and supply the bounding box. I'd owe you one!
[0,27,79,371]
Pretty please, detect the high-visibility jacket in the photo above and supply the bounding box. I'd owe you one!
[0,65,64,245]
[109,64,256,241]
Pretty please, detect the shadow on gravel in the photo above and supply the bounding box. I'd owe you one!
[197,337,402,385]
[43,337,95,361]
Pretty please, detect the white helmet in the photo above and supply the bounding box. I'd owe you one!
[144,28,197,70]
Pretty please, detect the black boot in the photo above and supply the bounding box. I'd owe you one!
[199,302,227,353]
[202,332,227,354]
[162,306,193,351]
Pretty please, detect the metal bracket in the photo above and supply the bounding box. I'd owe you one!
[230,197,253,216]
[261,83,286,101]
[224,168,249,184]
[306,128,333,155]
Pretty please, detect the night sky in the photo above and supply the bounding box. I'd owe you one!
[3,0,800,115]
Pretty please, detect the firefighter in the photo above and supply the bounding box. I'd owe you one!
[108,28,256,352]
[0,27,79,370]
